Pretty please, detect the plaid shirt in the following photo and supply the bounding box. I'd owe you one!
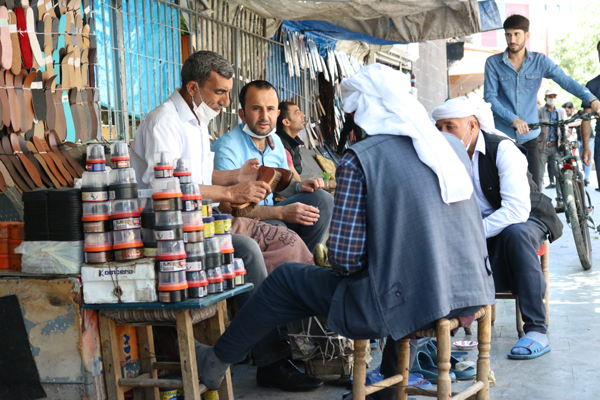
[327,151,367,276]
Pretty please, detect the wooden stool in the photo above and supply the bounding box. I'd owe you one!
[353,305,491,400]
[491,240,550,337]
[83,283,253,400]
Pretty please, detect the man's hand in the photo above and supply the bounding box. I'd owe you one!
[229,181,271,204]
[280,203,320,225]
[237,158,261,183]
[512,117,530,135]
[582,145,592,166]
[591,99,600,114]
[299,178,326,193]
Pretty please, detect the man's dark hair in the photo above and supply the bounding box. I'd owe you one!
[597,40,600,50]
[239,80,279,111]
[277,101,296,132]
[503,14,530,33]
[181,50,234,87]
[562,102,574,109]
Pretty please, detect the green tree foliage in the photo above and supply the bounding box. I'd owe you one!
[550,0,600,109]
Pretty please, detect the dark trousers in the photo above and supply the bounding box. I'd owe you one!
[214,263,344,364]
[594,137,600,187]
[231,234,288,366]
[379,306,482,379]
[487,217,548,334]
[522,137,541,188]
[271,189,334,252]
[547,155,556,184]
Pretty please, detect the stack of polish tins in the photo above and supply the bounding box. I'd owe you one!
[152,152,189,303]
[82,143,141,263]
[175,159,209,298]
[108,143,142,261]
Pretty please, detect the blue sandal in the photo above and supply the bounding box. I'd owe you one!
[410,351,456,383]
[507,337,551,360]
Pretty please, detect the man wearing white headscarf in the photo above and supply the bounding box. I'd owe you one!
[433,97,562,360]
[192,64,495,398]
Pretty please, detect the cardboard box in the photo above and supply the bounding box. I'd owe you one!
[82,259,157,303]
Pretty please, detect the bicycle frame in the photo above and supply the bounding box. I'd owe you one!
[556,148,592,226]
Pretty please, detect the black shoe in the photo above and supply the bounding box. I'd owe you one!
[257,359,324,392]
[585,179,590,186]
[596,187,600,192]
[545,183,556,189]
[555,202,565,213]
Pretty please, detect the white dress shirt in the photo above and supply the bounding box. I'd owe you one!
[471,130,531,238]
[131,89,214,189]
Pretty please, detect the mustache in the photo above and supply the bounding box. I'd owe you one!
[256,120,270,124]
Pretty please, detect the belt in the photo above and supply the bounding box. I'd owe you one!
[26,140,61,188]
[33,136,74,186]
[44,75,57,131]
[46,129,84,178]
[548,141,557,146]
[9,133,44,188]
[5,70,21,132]
[0,136,34,191]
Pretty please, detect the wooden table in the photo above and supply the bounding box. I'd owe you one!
[83,284,253,400]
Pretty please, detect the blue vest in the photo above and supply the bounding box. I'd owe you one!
[327,134,496,340]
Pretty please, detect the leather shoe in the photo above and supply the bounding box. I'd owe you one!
[256,359,324,392]
[545,183,556,189]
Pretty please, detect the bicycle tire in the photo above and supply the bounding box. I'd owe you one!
[563,169,593,270]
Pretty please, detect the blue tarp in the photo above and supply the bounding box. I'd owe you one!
[281,20,403,56]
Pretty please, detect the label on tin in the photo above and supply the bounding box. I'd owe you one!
[116,248,142,261]
[214,220,223,235]
[153,199,175,211]
[184,200,197,212]
[154,169,174,178]
[203,390,220,400]
[187,261,202,271]
[159,259,186,272]
[155,230,176,241]
[183,232,188,243]
[201,205,208,218]
[86,163,105,172]
[116,160,130,168]
[209,222,215,238]
[223,219,231,233]
[82,191,108,202]
[113,217,141,231]
[83,221,106,233]
[159,292,171,303]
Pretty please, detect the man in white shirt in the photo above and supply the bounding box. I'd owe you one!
[433,97,562,360]
[131,51,324,392]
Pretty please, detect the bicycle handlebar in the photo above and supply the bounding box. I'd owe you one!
[526,111,599,130]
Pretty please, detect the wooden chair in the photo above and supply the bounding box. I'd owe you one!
[352,305,492,400]
[491,240,550,337]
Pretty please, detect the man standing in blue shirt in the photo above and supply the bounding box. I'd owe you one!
[212,80,333,252]
[484,15,600,187]
[581,40,600,191]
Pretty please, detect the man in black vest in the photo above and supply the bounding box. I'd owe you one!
[433,97,562,360]
[276,101,306,182]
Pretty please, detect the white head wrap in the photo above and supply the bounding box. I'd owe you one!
[340,63,473,205]
[432,96,510,138]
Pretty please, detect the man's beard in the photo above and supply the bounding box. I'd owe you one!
[508,42,525,54]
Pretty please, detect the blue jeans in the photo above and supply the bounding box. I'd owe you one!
[269,189,334,252]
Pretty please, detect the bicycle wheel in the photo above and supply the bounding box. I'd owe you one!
[563,169,593,270]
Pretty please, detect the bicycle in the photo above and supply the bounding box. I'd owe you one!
[528,111,598,270]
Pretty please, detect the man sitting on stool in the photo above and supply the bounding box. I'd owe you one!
[195,64,495,396]
[433,97,563,360]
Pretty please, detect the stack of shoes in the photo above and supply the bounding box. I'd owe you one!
[410,338,476,383]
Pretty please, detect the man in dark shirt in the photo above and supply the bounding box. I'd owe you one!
[581,40,600,191]
[276,101,306,182]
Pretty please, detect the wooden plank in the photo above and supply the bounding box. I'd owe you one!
[83,283,253,310]
[153,361,182,371]
[177,310,202,400]
[365,375,404,395]
[137,326,159,400]
[451,382,485,400]
[352,340,368,400]
[98,314,125,400]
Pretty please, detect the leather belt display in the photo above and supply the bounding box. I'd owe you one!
[44,75,57,131]
[53,87,67,139]
[26,139,61,188]
[0,158,13,192]
[47,129,84,178]
[31,70,46,121]
[33,136,73,186]
[1,136,34,191]
[0,7,12,71]
[0,69,9,128]
[13,133,51,187]
[5,70,21,132]
[0,160,8,193]
[28,138,65,187]
[9,133,43,187]
[8,10,21,75]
